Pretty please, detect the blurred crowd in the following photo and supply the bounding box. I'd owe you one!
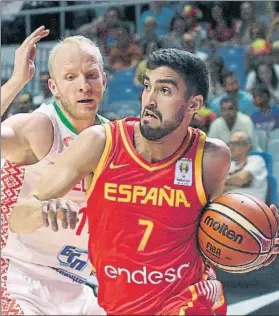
[1,1,279,202]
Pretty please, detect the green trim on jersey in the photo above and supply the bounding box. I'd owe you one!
[96,113,110,124]
[53,101,110,135]
[53,100,78,135]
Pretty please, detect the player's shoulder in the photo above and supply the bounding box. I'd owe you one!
[202,137,231,198]
[78,124,107,146]
[204,137,229,152]
[204,137,231,165]
[2,111,53,133]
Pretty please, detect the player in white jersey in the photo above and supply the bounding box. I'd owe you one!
[1,26,107,315]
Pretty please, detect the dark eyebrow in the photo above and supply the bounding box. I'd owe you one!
[142,74,178,89]
[142,74,150,83]
[156,78,178,89]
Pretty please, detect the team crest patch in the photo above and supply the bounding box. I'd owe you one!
[174,158,192,186]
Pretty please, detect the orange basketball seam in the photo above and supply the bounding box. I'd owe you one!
[199,225,261,255]
[219,193,275,237]
[200,207,262,251]
[230,192,276,238]
[207,201,272,239]
[199,248,262,270]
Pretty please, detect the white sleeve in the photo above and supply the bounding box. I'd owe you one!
[244,156,268,182]
[245,117,260,151]
[207,121,219,139]
[245,71,256,91]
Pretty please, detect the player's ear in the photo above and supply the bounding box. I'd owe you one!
[48,78,60,98]
[187,95,204,115]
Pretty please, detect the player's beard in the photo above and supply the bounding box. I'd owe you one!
[140,105,185,141]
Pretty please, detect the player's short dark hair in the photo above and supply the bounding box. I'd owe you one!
[146,48,209,100]
[252,84,270,100]
[220,95,238,108]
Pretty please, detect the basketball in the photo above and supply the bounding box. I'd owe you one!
[198,193,278,273]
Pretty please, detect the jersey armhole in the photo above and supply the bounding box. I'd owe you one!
[194,132,208,206]
[86,124,112,200]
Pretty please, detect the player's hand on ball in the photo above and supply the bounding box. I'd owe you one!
[12,26,49,85]
[262,204,279,267]
[42,198,79,232]
[244,204,279,272]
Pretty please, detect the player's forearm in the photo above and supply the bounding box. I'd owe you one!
[33,166,84,200]
[1,77,25,117]
[9,198,43,233]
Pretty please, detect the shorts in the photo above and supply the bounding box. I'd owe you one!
[1,258,106,315]
[160,279,227,315]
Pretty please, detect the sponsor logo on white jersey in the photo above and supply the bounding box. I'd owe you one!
[57,245,88,272]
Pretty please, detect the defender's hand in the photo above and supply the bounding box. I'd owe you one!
[12,26,49,85]
[42,198,79,232]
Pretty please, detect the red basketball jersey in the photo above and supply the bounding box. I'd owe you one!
[87,117,209,315]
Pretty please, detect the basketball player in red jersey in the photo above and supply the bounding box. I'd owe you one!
[12,49,279,315]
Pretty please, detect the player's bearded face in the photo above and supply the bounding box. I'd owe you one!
[140,104,185,141]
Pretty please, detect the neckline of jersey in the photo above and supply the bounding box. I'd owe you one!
[53,100,78,135]
[52,101,107,134]
[119,118,194,171]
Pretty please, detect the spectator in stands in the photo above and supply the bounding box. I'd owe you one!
[1,1,25,44]
[134,40,162,86]
[108,24,143,70]
[210,72,256,116]
[207,4,236,43]
[160,16,186,49]
[246,62,279,105]
[181,32,208,62]
[246,22,271,71]
[207,40,227,103]
[7,92,34,116]
[139,2,175,37]
[269,16,279,49]
[208,96,259,150]
[136,16,160,48]
[182,5,207,49]
[252,85,279,132]
[253,1,272,25]
[66,1,96,30]
[33,72,53,108]
[235,2,255,45]
[77,7,131,55]
[224,131,268,202]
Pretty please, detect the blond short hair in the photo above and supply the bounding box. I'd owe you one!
[48,36,103,78]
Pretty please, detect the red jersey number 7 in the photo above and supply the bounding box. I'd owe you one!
[76,207,87,235]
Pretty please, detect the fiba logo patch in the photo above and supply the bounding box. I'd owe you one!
[63,136,74,147]
[179,162,189,178]
[174,158,192,186]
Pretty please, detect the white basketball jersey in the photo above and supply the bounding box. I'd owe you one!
[1,103,108,284]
